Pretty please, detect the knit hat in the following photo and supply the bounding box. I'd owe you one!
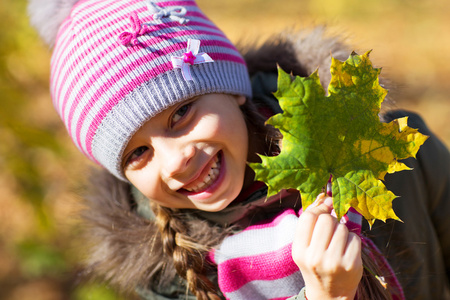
[28,0,252,180]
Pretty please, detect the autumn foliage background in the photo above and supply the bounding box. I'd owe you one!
[1,0,449,299]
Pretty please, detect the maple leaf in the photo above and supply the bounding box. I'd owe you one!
[249,51,428,226]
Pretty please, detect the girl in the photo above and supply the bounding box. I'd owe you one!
[28,0,450,299]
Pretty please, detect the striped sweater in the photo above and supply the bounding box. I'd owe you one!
[209,207,404,300]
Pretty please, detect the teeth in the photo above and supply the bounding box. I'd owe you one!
[185,156,221,192]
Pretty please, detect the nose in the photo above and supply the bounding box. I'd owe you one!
[157,139,196,179]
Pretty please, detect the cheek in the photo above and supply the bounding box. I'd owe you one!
[126,168,160,199]
[230,111,249,151]
[233,121,249,155]
[208,112,248,151]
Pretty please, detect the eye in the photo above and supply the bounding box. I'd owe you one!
[124,146,149,168]
[170,102,192,127]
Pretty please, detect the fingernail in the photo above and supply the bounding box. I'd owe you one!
[324,197,333,208]
[305,199,319,211]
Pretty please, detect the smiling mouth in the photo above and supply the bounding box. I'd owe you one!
[182,152,222,193]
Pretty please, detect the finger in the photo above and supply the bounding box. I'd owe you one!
[295,196,335,249]
[327,222,349,255]
[294,208,319,250]
[309,213,339,251]
[343,233,362,268]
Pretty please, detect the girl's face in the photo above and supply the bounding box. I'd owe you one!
[122,93,249,211]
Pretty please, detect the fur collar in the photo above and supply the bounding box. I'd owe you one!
[81,169,229,293]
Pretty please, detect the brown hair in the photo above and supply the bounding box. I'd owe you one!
[152,204,222,300]
[358,248,394,299]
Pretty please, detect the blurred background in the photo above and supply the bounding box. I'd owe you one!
[0,0,449,299]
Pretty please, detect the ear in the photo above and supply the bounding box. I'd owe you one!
[236,95,246,106]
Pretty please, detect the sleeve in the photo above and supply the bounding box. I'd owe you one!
[388,110,450,274]
[364,110,450,298]
[413,118,450,275]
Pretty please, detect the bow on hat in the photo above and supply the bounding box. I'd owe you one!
[172,39,214,81]
[147,0,189,24]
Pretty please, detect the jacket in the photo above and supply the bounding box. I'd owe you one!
[81,29,450,299]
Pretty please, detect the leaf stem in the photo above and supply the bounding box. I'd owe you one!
[363,264,388,289]
[326,175,332,197]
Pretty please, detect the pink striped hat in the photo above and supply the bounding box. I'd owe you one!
[29,0,252,180]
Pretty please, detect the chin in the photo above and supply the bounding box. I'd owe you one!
[194,198,234,212]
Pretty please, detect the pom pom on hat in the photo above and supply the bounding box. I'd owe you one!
[28,0,81,47]
[40,0,252,180]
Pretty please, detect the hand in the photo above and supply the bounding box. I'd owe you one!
[292,194,363,300]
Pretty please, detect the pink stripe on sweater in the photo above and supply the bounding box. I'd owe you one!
[216,244,298,293]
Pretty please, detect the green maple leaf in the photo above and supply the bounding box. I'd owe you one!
[249,51,428,226]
